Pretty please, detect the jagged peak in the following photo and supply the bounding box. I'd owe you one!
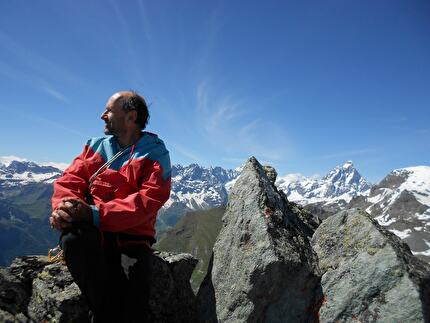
[322,161,358,181]
[0,156,68,171]
[0,155,29,167]
[342,160,354,169]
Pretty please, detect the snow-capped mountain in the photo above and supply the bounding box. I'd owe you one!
[349,166,430,262]
[276,161,371,207]
[166,164,240,210]
[1,156,429,262]
[0,157,63,187]
[0,156,240,211]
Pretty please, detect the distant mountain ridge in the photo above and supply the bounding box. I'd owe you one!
[156,164,239,234]
[1,155,429,264]
[0,157,241,247]
[167,164,239,209]
[276,161,371,208]
[0,157,371,213]
[0,157,239,211]
[0,158,62,188]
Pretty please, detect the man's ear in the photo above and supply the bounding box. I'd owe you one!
[128,110,138,122]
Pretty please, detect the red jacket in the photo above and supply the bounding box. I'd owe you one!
[52,132,171,241]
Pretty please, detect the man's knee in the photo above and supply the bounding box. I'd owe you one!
[60,223,101,254]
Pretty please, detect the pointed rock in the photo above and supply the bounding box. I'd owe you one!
[312,208,430,322]
[197,157,322,322]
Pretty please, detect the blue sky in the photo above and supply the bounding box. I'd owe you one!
[0,0,429,183]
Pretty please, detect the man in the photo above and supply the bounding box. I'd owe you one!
[50,91,171,322]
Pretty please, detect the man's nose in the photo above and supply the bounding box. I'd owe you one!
[101,111,107,120]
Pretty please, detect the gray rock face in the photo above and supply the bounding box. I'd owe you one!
[348,166,430,263]
[198,157,322,322]
[262,165,277,184]
[0,252,198,322]
[312,208,430,322]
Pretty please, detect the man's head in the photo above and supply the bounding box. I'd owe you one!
[101,91,150,137]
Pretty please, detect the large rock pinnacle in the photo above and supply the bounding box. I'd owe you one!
[197,157,322,322]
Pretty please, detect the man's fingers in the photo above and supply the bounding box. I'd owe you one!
[64,201,74,209]
[56,209,73,222]
[62,198,80,205]
[49,216,55,228]
[50,214,70,231]
[57,201,76,216]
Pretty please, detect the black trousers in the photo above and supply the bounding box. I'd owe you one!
[60,223,152,323]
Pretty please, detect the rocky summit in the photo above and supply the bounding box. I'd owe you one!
[197,157,322,322]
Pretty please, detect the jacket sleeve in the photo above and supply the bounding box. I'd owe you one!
[92,158,171,233]
[51,145,93,211]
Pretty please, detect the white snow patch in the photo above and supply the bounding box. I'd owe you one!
[416,209,430,221]
[276,173,307,187]
[38,161,69,171]
[234,165,244,172]
[412,250,430,257]
[396,166,430,206]
[343,161,354,169]
[367,188,392,205]
[414,227,424,231]
[374,213,397,226]
[225,177,239,191]
[389,228,412,239]
[0,156,28,166]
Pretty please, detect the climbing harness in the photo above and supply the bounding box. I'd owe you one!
[48,245,65,264]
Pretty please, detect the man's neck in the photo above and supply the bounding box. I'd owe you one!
[116,130,142,148]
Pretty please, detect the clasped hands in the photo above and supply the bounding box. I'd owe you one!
[50,198,92,231]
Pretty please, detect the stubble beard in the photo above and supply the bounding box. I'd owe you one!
[104,123,115,136]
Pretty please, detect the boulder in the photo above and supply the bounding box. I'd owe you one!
[312,208,430,322]
[0,251,198,322]
[197,157,322,322]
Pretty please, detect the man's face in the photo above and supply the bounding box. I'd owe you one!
[100,94,128,136]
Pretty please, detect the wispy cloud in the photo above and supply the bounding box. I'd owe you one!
[5,107,89,138]
[0,61,69,104]
[108,0,141,88]
[137,0,153,43]
[195,80,244,134]
[32,115,89,137]
[190,5,223,77]
[42,86,69,104]
[0,30,89,88]
[195,81,292,164]
[168,142,208,165]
